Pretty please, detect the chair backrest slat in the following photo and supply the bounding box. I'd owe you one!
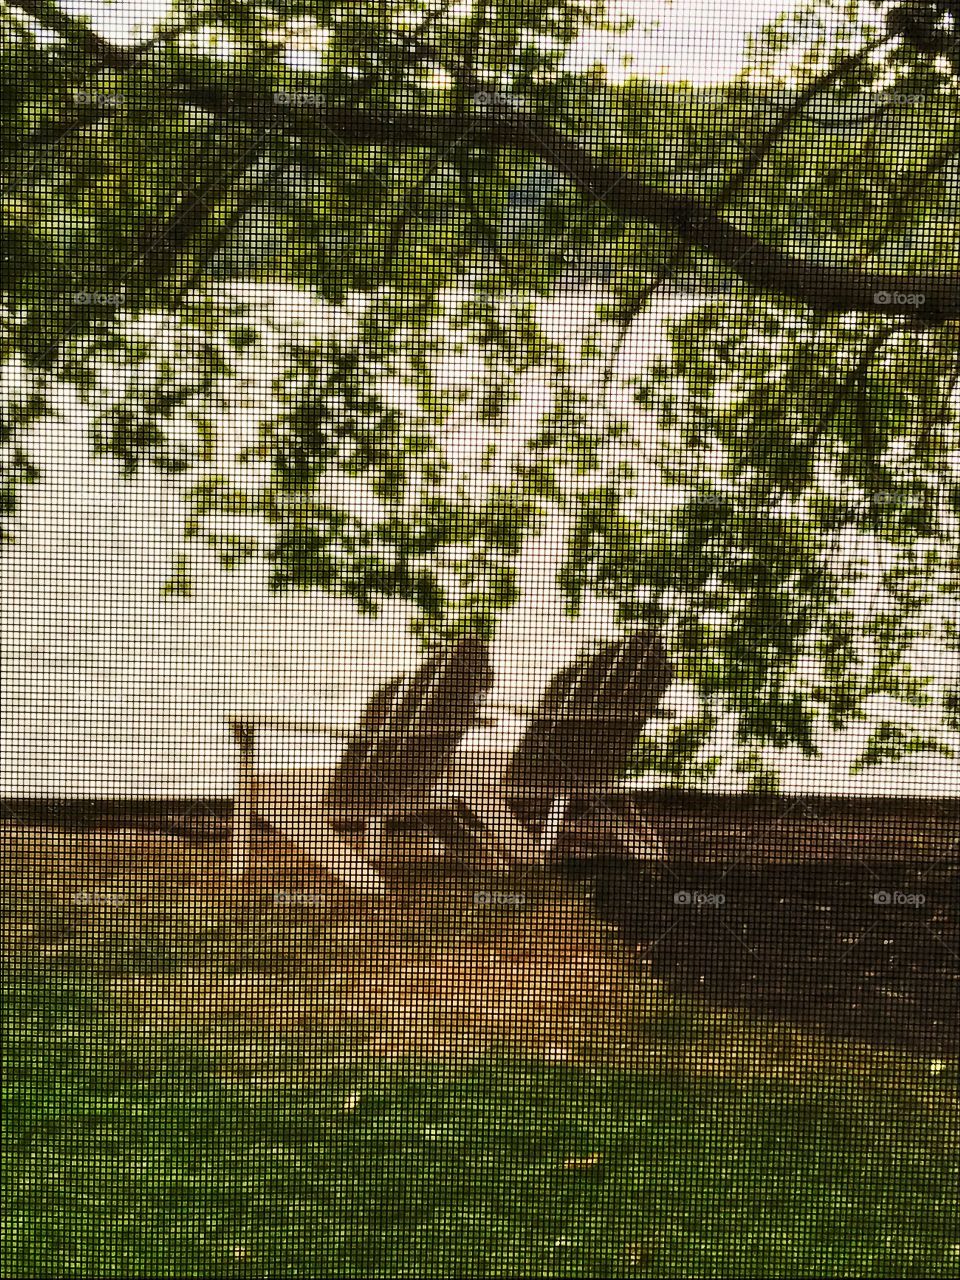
[323,635,492,815]
[504,630,672,794]
[355,670,419,769]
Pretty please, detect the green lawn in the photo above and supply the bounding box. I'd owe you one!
[3,969,957,1279]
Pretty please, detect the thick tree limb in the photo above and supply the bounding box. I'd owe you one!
[8,0,960,323]
[167,89,959,323]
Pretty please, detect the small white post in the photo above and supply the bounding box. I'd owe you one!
[364,813,390,866]
[539,790,571,861]
[230,719,256,878]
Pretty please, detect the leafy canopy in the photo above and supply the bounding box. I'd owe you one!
[1,0,958,785]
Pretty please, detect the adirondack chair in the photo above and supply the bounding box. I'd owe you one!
[230,634,493,891]
[437,630,674,865]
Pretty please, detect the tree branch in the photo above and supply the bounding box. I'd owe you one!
[857,135,960,263]
[454,156,518,283]
[8,2,960,323]
[804,323,907,452]
[379,148,450,277]
[600,37,894,382]
[184,91,957,323]
[11,0,137,67]
[166,154,289,309]
[10,0,195,68]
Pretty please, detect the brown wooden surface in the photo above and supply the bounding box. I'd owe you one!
[503,631,674,794]
[320,634,493,819]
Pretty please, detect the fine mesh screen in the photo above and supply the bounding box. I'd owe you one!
[2,3,958,1277]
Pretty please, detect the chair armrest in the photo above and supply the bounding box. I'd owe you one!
[228,714,499,739]
[229,716,353,735]
[481,701,675,722]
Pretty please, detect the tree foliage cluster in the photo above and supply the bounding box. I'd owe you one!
[1,0,958,784]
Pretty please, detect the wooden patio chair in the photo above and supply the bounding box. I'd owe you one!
[437,630,674,866]
[229,634,494,892]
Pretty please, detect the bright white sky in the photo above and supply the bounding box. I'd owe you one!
[11,0,957,800]
[57,0,856,85]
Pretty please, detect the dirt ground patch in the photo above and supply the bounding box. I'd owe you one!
[1,807,956,1067]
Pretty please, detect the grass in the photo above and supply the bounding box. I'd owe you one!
[2,824,957,1276]
[3,966,958,1280]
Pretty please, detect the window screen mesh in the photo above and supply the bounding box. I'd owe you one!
[2,3,958,1276]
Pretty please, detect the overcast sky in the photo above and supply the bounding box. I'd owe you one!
[56,0,861,85]
[9,0,954,801]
